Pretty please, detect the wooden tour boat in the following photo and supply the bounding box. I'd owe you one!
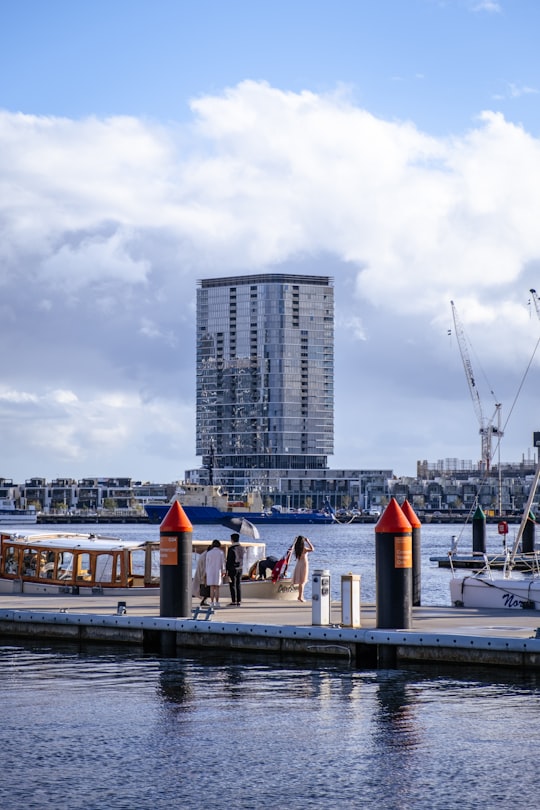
[0,531,299,600]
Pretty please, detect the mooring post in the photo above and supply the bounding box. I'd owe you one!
[522,511,536,554]
[472,505,486,555]
[159,501,193,618]
[375,498,412,629]
[401,499,421,607]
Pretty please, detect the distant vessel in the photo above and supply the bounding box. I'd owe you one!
[144,483,334,525]
[0,501,37,525]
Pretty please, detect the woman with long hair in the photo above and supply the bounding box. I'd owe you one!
[292,535,314,602]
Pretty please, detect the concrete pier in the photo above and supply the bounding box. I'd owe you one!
[2,593,540,670]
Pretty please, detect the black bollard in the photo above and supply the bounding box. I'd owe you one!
[401,499,421,607]
[160,501,193,618]
[375,498,412,629]
[522,511,536,554]
[472,505,486,555]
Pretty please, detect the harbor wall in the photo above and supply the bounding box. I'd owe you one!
[2,609,540,670]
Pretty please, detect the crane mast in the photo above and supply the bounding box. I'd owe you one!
[530,288,540,320]
[450,301,503,472]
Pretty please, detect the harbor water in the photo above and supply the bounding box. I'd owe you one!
[1,521,538,809]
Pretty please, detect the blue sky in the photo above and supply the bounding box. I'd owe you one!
[2,0,540,484]
[3,0,539,133]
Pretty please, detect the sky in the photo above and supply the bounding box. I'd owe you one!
[2,0,540,485]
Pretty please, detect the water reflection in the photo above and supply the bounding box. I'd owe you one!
[157,659,195,707]
[375,672,422,750]
[3,643,540,809]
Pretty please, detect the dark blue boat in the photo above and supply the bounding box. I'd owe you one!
[144,503,334,525]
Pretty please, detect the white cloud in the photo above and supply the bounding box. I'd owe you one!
[0,389,38,404]
[2,81,540,480]
[508,83,539,98]
[471,1,501,12]
[49,389,79,405]
[41,229,151,290]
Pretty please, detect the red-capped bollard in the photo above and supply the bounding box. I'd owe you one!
[401,499,421,607]
[375,498,412,629]
[160,501,193,617]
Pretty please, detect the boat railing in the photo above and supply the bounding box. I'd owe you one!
[448,551,456,577]
[481,553,494,580]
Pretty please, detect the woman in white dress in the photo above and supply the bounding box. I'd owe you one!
[292,535,315,602]
[193,549,209,606]
[205,539,226,608]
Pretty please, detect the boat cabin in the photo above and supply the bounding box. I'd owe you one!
[0,532,160,591]
[0,532,267,595]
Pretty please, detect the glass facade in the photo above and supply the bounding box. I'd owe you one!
[196,274,334,478]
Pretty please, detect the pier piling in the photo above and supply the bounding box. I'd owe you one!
[159,501,193,618]
[375,498,412,629]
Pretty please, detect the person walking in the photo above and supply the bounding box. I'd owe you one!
[205,539,226,608]
[226,532,245,606]
[292,535,314,602]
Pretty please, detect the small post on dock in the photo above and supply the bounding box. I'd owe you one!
[401,499,421,606]
[160,501,193,618]
[375,498,412,629]
[472,505,486,555]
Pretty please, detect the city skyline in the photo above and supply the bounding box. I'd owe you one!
[2,1,540,483]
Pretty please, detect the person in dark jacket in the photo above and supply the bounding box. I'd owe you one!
[257,555,278,580]
[226,533,245,606]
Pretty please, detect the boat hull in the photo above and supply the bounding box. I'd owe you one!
[0,514,38,525]
[217,577,298,601]
[0,531,298,601]
[0,578,160,597]
[450,575,540,610]
[0,577,298,600]
[145,504,333,525]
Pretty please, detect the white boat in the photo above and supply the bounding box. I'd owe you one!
[0,503,37,525]
[450,568,540,610]
[449,454,540,610]
[193,538,299,602]
[0,531,299,600]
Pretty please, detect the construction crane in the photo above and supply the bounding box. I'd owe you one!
[450,300,503,472]
[530,288,540,319]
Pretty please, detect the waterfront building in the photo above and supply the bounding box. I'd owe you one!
[186,272,393,509]
[77,478,135,510]
[391,458,540,515]
[2,467,540,516]
[16,477,140,512]
[48,478,78,510]
[191,273,336,503]
[22,478,48,510]
[195,274,334,473]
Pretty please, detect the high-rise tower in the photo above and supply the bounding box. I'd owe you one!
[196,273,334,494]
